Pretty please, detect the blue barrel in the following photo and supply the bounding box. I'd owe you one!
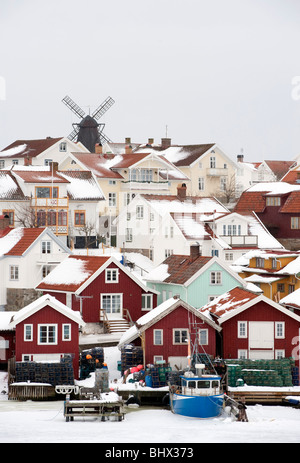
[145,375,153,387]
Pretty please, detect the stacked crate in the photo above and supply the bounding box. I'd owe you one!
[79,347,104,380]
[225,358,295,387]
[147,365,172,388]
[15,356,74,386]
[120,345,143,375]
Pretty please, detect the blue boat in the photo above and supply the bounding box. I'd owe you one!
[169,364,224,418]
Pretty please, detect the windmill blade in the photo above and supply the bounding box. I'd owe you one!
[98,125,113,143]
[62,95,86,119]
[92,96,115,121]
[67,125,80,141]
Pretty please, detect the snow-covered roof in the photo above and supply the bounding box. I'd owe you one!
[59,171,105,200]
[142,195,229,216]
[246,182,300,195]
[9,294,85,328]
[0,312,16,331]
[0,228,24,257]
[118,297,221,348]
[280,288,300,309]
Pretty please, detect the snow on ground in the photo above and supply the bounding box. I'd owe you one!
[1,346,300,443]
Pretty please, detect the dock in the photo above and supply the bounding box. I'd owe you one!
[64,393,125,421]
[227,387,300,404]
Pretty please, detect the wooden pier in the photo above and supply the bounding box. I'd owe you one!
[64,398,125,421]
[227,388,300,405]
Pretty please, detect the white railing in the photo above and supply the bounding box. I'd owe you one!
[220,235,258,246]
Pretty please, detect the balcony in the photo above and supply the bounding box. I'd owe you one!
[121,180,169,191]
[206,168,228,177]
[220,235,258,247]
[30,197,69,208]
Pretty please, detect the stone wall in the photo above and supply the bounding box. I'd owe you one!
[6,288,42,311]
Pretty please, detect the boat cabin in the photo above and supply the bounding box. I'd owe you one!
[180,374,222,396]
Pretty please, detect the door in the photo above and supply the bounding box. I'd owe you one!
[101,294,123,320]
[249,322,274,359]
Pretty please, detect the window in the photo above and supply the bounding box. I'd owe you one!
[210,156,216,168]
[291,217,300,229]
[210,271,222,285]
[124,192,135,205]
[211,249,219,257]
[62,324,71,341]
[140,169,153,182]
[199,162,203,169]
[266,196,281,206]
[109,180,116,185]
[41,241,51,254]
[136,205,144,219]
[238,321,247,338]
[277,283,285,293]
[59,142,67,152]
[275,350,285,359]
[101,294,122,314]
[238,350,247,359]
[126,212,131,221]
[44,159,53,166]
[173,329,188,345]
[150,213,154,221]
[225,252,234,261]
[35,187,58,198]
[42,265,51,278]
[153,329,163,345]
[0,160,5,169]
[199,329,208,345]
[275,322,285,338]
[288,284,295,294]
[24,325,33,342]
[12,159,19,165]
[154,356,163,364]
[105,268,119,283]
[220,177,227,191]
[74,211,85,226]
[198,177,205,191]
[2,210,14,226]
[165,249,173,258]
[142,294,153,311]
[271,258,277,269]
[10,265,19,280]
[109,192,117,207]
[170,227,174,238]
[125,228,132,242]
[38,324,57,344]
[256,257,265,268]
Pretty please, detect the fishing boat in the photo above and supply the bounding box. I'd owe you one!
[169,363,224,418]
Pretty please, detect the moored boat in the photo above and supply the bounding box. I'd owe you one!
[169,364,224,418]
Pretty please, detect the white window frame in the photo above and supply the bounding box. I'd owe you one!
[238,321,247,338]
[153,355,163,364]
[9,265,19,281]
[0,160,5,169]
[105,268,119,283]
[210,271,222,285]
[41,240,51,254]
[38,324,57,345]
[108,192,117,207]
[275,349,285,359]
[62,324,71,341]
[173,328,188,345]
[24,324,33,342]
[142,294,153,311]
[275,322,285,339]
[238,350,248,359]
[125,228,132,242]
[59,142,67,152]
[153,329,163,346]
[136,205,144,219]
[101,293,123,314]
[198,177,205,191]
[199,329,208,345]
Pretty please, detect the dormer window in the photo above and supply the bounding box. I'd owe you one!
[266,196,281,206]
[256,257,265,268]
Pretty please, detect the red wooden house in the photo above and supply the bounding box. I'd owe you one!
[118,297,221,369]
[36,255,158,328]
[9,294,85,378]
[199,286,300,369]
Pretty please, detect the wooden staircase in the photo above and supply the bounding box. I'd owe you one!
[106,318,131,334]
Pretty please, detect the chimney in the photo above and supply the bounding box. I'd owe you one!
[24,156,32,166]
[0,215,10,230]
[161,138,171,149]
[95,143,102,155]
[190,244,200,261]
[125,144,133,154]
[148,138,154,145]
[237,149,244,163]
[125,137,131,144]
[177,183,187,201]
[50,161,59,172]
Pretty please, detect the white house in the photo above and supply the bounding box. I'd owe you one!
[0,226,71,310]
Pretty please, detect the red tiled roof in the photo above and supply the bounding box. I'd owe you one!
[0,171,27,200]
[279,190,300,213]
[264,160,296,180]
[5,228,45,256]
[1,138,63,158]
[13,170,69,183]
[281,170,300,184]
[234,191,267,213]
[148,144,215,167]
[36,255,111,292]
[199,286,258,318]
[160,254,212,285]
[70,153,124,179]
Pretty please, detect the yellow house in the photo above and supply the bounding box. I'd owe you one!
[238,251,300,302]
[134,139,238,199]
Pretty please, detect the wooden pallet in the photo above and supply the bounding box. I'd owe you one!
[64,399,125,421]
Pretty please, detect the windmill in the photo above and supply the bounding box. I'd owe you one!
[62,95,115,152]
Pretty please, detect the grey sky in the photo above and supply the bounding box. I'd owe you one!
[0,0,300,162]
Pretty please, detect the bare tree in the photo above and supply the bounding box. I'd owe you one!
[216,174,239,205]
[9,202,40,228]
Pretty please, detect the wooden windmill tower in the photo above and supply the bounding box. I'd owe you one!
[62,95,115,152]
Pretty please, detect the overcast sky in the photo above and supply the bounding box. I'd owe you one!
[0,0,300,162]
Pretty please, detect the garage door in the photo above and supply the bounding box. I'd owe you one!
[249,322,274,359]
